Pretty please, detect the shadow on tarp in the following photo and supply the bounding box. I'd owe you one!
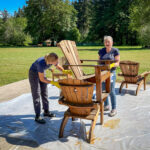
[92,85,137,101]
[0,110,85,148]
[115,88,136,96]
[49,96,60,100]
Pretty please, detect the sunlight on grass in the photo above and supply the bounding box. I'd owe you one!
[0,46,150,86]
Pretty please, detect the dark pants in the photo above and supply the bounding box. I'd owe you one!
[29,70,49,116]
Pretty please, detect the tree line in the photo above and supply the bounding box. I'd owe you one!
[0,0,149,46]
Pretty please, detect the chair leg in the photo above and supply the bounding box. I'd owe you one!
[72,117,75,121]
[119,81,126,93]
[52,74,55,81]
[126,83,128,88]
[59,115,69,138]
[60,91,63,97]
[144,77,146,90]
[136,81,143,96]
[88,108,99,144]
[100,101,104,125]
[58,76,60,80]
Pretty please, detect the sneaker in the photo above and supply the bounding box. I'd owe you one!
[44,111,56,117]
[109,109,117,117]
[35,116,46,124]
[104,106,110,111]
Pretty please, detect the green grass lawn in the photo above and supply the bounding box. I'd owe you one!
[0,46,150,86]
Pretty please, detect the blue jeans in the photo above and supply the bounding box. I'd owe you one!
[103,71,116,110]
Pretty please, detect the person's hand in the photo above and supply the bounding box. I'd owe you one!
[49,68,54,73]
[110,63,115,69]
[50,81,61,89]
[62,70,73,76]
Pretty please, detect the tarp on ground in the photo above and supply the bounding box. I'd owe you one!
[0,83,150,150]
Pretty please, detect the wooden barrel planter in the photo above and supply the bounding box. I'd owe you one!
[59,78,94,116]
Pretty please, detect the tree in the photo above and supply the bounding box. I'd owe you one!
[65,27,81,42]
[73,0,92,41]
[24,0,78,44]
[0,9,9,22]
[14,6,26,18]
[88,0,138,45]
[138,25,150,47]
[129,0,150,46]
[1,17,32,46]
[0,18,4,43]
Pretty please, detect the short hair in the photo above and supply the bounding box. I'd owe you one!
[45,53,58,63]
[104,36,113,42]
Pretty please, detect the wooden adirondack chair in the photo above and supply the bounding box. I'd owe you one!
[118,60,150,96]
[58,40,113,125]
[49,57,69,81]
[58,40,113,81]
[58,78,99,143]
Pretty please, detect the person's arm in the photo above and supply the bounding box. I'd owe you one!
[109,55,120,69]
[38,72,61,88]
[114,55,120,67]
[56,63,73,76]
[38,72,51,84]
[110,48,120,69]
[55,64,64,72]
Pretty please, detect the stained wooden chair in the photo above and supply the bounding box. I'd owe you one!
[49,57,69,81]
[58,40,113,125]
[58,78,99,143]
[118,60,150,96]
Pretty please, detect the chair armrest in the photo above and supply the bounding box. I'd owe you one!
[80,59,99,63]
[118,72,124,76]
[139,71,150,77]
[64,64,110,70]
[80,59,117,63]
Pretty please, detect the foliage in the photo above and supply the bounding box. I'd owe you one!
[138,25,150,47]
[24,0,77,44]
[14,6,26,18]
[88,0,137,45]
[65,27,81,42]
[73,0,92,41]
[0,9,9,22]
[1,0,149,45]
[129,0,150,46]
[0,17,32,46]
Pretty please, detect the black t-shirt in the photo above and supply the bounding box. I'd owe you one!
[98,47,120,71]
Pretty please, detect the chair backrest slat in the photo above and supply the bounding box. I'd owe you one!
[71,41,82,66]
[58,40,84,79]
[120,61,139,83]
[58,57,68,70]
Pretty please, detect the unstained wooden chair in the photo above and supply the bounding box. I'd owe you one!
[118,60,150,96]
